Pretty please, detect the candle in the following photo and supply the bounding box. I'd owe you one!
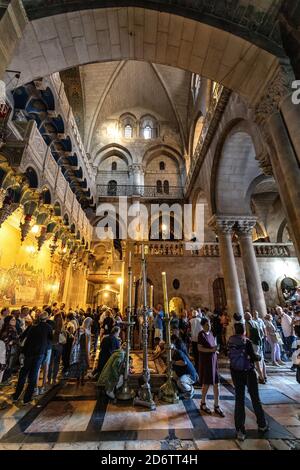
[149,285,153,309]
[161,272,169,317]
[141,243,144,260]
[129,251,132,268]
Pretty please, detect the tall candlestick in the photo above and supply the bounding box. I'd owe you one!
[133,242,156,410]
[117,253,135,401]
[160,271,179,404]
[128,251,132,268]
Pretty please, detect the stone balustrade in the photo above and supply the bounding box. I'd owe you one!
[131,241,294,258]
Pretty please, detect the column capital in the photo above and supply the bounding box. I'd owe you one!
[236,217,257,235]
[208,215,236,234]
[254,62,295,125]
[129,163,144,174]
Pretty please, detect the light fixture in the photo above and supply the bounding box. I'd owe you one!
[104,292,109,298]
[31,225,39,234]
[117,277,123,285]
[26,245,36,254]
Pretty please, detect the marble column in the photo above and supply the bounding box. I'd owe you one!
[129,164,144,195]
[236,218,267,318]
[255,63,300,262]
[209,216,244,317]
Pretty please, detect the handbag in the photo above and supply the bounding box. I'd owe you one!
[275,332,283,345]
[59,331,67,345]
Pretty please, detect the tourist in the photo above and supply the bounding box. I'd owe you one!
[62,320,76,376]
[170,333,189,356]
[293,342,300,384]
[198,317,225,417]
[252,310,268,379]
[277,306,294,358]
[0,307,10,329]
[264,313,285,366]
[82,316,93,356]
[93,326,121,377]
[0,337,5,383]
[97,343,127,399]
[48,312,64,385]
[220,310,229,352]
[39,310,55,394]
[179,310,189,347]
[0,315,19,385]
[102,310,114,336]
[244,311,266,384]
[154,304,164,340]
[91,307,101,353]
[69,325,90,386]
[12,311,53,404]
[170,310,179,333]
[171,337,198,399]
[211,308,223,348]
[189,310,203,372]
[228,322,269,441]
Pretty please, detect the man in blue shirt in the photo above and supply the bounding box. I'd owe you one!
[171,337,198,399]
[154,304,164,340]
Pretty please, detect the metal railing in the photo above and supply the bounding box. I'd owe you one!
[97,185,184,199]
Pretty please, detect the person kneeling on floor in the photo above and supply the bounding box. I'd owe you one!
[171,337,198,399]
[97,343,127,399]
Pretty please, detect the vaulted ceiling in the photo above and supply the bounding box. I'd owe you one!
[61,60,193,157]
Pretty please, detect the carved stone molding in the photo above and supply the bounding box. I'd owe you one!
[235,217,258,235]
[254,63,295,125]
[208,215,236,235]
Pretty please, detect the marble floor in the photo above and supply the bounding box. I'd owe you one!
[0,359,299,451]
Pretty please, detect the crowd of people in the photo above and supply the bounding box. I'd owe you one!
[0,299,299,442]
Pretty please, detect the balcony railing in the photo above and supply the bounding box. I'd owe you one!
[97,185,184,199]
[132,242,294,258]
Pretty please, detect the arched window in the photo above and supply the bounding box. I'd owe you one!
[156,180,162,194]
[119,113,136,139]
[159,161,165,171]
[124,125,133,139]
[111,161,117,171]
[163,180,169,194]
[107,180,117,196]
[144,125,152,139]
[140,115,158,139]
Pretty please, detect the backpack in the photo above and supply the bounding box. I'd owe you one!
[247,321,261,346]
[228,338,252,371]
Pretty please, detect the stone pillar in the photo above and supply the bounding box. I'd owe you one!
[255,63,300,262]
[129,164,144,195]
[209,216,244,317]
[236,218,267,318]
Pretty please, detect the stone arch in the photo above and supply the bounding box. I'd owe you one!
[25,166,39,189]
[53,201,62,217]
[211,120,263,215]
[93,144,133,168]
[6,7,284,106]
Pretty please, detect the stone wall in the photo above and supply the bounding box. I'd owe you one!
[123,254,300,312]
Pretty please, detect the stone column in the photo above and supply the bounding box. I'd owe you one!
[129,164,144,195]
[209,216,244,317]
[255,63,300,262]
[236,217,267,318]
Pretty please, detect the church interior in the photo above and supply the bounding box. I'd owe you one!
[0,0,299,452]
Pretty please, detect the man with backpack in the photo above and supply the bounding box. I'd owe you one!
[228,322,268,442]
[244,311,266,384]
